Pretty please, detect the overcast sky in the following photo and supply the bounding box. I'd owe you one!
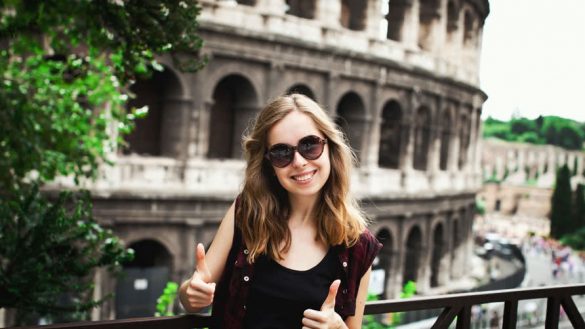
[479,0,585,122]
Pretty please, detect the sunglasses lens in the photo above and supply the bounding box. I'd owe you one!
[268,144,293,168]
[298,136,324,160]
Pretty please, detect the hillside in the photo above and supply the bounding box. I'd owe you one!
[483,116,585,151]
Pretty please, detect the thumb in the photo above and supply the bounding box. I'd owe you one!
[195,243,211,282]
[321,279,340,311]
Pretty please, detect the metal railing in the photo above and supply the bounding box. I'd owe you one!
[15,283,585,329]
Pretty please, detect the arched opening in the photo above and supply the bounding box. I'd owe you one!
[236,0,256,6]
[379,100,403,169]
[336,92,366,163]
[418,0,441,50]
[403,226,422,286]
[208,74,258,159]
[116,239,172,318]
[459,113,470,169]
[386,0,409,41]
[285,0,316,19]
[451,219,460,279]
[413,106,431,171]
[439,111,452,170]
[287,84,316,101]
[375,229,394,299]
[430,223,445,287]
[340,0,367,31]
[124,68,182,156]
[463,10,476,46]
[447,1,459,34]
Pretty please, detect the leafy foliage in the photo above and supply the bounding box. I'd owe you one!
[573,184,585,232]
[362,281,417,328]
[0,0,205,324]
[560,227,585,251]
[550,165,572,239]
[0,186,134,324]
[0,0,205,191]
[483,115,585,150]
[155,281,178,317]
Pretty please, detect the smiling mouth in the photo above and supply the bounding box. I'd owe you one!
[292,170,316,182]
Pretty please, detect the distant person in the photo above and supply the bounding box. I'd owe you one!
[490,310,500,328]
[178,94,382,328]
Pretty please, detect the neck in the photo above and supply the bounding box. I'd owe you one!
[287,194,319,227]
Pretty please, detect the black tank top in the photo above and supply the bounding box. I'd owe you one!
[243,248,339,329]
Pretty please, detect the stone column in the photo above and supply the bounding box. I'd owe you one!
[364,0,384,38]
[403,0,419,49]
[449,103,461,173]
[325,72,339,115]
[160,97,193,158]
[316,0,342,27]
[429,96,443,173]
[255,0,287,14]
[401,88,418,187]
[364,82,382,169]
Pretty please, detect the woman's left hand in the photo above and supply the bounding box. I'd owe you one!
[301,279,348,329]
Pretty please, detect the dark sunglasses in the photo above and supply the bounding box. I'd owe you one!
[265,135,327,168]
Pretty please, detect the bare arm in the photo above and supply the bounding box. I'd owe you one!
[179,200,236,313]
[302,268,372,329]
[344,268,372,328]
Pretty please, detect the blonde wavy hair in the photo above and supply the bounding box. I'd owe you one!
[238,93,367,263]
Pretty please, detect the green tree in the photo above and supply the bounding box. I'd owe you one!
[483,115,585,150]
[550,164,572,239]
[574,184,585,230]
[0,0,205,324]
[561,227,585,251]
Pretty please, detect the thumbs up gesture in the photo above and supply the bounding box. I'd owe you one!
[184,243,216,309]
[302,280,347,329]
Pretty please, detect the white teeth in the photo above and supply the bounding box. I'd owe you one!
[293,171,314,181]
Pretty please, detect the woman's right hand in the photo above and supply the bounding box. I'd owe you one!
[184,243,216,309]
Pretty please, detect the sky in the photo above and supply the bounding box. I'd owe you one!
[479,0,585,122]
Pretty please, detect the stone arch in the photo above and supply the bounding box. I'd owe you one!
[376,228,394,299]
[459,112,470,169]
[463,9,476,46]
[430,222,446,287]
[413,106,431,171]
[336,91,366,163]
[208,74,259,159]
[439,109,453,170]
[125,239,172,269]
[124,67,183,157]
[403,225,423,286]
[115,239,173,318]
[447,0,459,34]
[287,83,316,101]
[418,0,441,50]
[340,0,367,31]
[236,0,256,6]
[379,100,403,169]
[285,0,316,19]
[386,0,409,41]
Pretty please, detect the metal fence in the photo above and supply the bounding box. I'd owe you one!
[14,283,585,329]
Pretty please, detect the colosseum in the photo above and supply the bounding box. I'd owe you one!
[86,0,490,319]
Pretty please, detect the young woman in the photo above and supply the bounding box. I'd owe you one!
[179,94,382,328]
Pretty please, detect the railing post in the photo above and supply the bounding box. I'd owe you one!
[432,306,460,329]
[545,296,560,329]
[503,300,518,329]
[561,296,585,329]
[455,305,471,329]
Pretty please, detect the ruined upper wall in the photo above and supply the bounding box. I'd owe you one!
[198,0,489,86]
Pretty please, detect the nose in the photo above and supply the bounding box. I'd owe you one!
[290,150,308,168]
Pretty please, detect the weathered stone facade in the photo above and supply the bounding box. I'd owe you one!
[74,0,490,319]
[480,138,585,218]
